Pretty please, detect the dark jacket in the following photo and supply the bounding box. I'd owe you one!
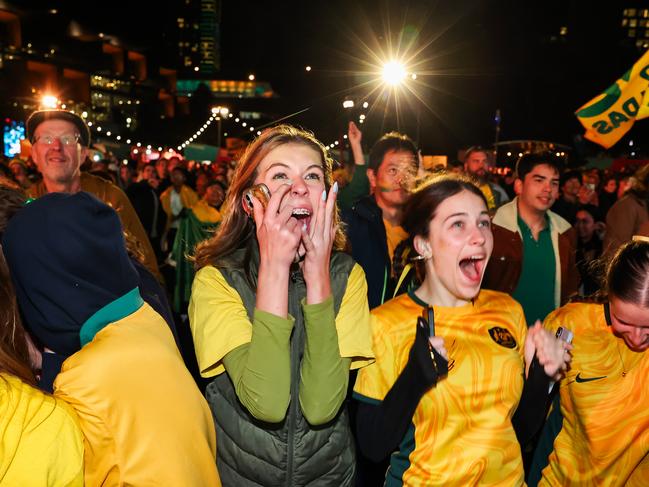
[603,192,648,257]
[483,198,579,307]
[126,180,167,245]
[207,246,357,487]
[342,196,393,309]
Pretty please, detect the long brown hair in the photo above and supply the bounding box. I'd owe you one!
[194,124,346,269]
[0,250,36,385]
[393,173,487,283]
[0,184,27,239]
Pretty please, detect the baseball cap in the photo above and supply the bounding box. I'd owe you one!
[26,109,91,147]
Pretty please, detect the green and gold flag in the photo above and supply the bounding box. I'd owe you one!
[576,49,649,148]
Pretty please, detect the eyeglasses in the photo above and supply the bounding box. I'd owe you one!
[33,134,80,146]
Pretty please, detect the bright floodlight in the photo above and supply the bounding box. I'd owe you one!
[41,95,58,108]
[342,100,355,109]
[211,106,229,117]
[382,61,406,86]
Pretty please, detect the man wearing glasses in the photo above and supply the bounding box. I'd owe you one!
[26,109,161,280]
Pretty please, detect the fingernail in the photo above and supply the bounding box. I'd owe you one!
[333,181,339,193]
[322,189,327,201]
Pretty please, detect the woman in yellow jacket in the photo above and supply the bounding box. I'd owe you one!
[0,252,84,486]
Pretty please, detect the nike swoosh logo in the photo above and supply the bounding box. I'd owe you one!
[575,373,607,383]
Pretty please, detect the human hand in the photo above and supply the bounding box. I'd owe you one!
[301,182,338,303]
[409,317,448,386]
[429,336,448,361]
[252,184,302,270]
[348,121,362,147]
[577,185,596,205]
[525,321,572,380]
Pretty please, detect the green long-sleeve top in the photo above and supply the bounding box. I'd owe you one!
[224,296,351,424]
[189,264,374,425]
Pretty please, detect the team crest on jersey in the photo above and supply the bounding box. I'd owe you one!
[488,327,517,349]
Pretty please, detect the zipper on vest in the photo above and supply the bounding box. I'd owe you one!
[286,275,302,485]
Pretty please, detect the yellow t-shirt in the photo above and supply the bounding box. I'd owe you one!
[192,199,222,224]
[383,218,408,264]
[354,289,528,486]
[189,263,374,378]
[540,303,649,486]
[480,183,497,212]
[0,373,83,486]
[54,303,221,486]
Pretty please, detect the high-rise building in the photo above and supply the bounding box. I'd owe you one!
[622,7,649,50]
[174,0,221,76]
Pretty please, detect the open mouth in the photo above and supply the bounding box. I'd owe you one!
[292,208,312,230]
[458,255,486,284]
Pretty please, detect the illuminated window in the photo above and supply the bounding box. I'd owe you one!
[629,28,637,37]
[630,19,638,28]
[559,26,568,36]
[644,9,649,17]
[629,9,637,16]
[623,18,629,27]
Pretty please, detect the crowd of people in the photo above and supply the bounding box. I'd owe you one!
[0,108,647,486]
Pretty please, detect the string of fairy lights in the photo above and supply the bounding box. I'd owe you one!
[52,105,264,156]
[44,99,362,159]
[176,107,263,152]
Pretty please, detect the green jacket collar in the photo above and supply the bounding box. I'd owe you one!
[79,287,144,346]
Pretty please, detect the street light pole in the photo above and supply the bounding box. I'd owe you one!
[212,106,230,148]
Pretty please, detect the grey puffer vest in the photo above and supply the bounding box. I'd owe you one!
[206,245,357,486]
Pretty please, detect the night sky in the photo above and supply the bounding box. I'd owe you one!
[16,0,643,158]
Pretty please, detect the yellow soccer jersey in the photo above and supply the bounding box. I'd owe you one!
[354,289,528,486]
[540,302,649,486]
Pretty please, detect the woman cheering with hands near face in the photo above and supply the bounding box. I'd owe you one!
[190,125,374,487]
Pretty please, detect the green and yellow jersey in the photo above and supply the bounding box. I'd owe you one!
[354,289,528,486]
[540,303,649,486]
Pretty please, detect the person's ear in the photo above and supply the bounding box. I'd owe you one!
[514,178,523,196]
[79,146,88,164]
[366,168,376,191]
[413,235,432,259]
